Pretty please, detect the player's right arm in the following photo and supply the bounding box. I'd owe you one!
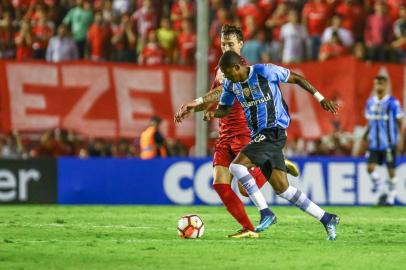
[203,104,232,121]
[174,85,222,123]
[203,79,235,121]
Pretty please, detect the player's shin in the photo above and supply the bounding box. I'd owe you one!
[370,171,384,194]
[387,177,397,205]
[278,185,329,222]
[213,183,255,231]
[229,164,272,215]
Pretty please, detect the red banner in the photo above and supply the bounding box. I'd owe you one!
[0,58,404,143]
[0,61,196,143]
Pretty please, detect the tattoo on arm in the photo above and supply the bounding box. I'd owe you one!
[214,105,231,118]
[193,103,207,112]
[203,87,222,104]
[288,72,318,95]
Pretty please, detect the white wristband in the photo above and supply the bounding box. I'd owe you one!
[313,92,324,102]
[194,97,204,105]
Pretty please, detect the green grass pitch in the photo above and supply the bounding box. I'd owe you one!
[1,205,406,270]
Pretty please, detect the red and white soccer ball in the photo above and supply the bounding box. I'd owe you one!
[177,214,205,239]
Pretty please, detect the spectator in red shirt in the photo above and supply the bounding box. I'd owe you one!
[302,0,331,60]
[87,11,111,61]
[171,0,194,32]
[265,3,288,62]
[335,0,366,40]
[15,20,33,60]
[386,0,404,22]
[364,2,393,61]
[139,30,165,65]
[175,19,196,65]
[210,7,229,51]
[0,11,16,59]
[132,0,157,47]
[111,14,137,62]
[394,5,406,39]
[32,9,53,59]
[237,0,262,39]
[391,5,406,62]
[319,31,347,61]
[24,1,46,24]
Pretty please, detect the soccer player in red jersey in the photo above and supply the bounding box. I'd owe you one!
[175,24,299,238]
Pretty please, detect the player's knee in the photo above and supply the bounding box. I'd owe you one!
[367,165,375,174]
[229,163,247,176]
[388,171,397,182]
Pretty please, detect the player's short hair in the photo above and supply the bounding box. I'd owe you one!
[219,51,242,69]
[221,24,244,42]
[375,75,387,82]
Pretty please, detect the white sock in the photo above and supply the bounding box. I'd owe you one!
[370,171,385,195]
[387,177,397,205]
[229,163,268,210]
[279,186,325,220]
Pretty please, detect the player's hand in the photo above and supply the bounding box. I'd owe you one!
[203,110,215,121]
[320,99,340,114]
[174,100,198,123]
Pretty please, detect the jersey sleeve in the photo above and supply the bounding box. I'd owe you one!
[219,79,235,106]
[393,99,404,119]
[264,63,291,83]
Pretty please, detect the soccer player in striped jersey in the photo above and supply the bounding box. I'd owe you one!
[175,24,299,238]
[363,75,404,206]
[204,50,340,240]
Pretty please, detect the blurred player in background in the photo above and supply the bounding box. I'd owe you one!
[363,75,404,206]
[204,51,340,240]
[175,25,299,238]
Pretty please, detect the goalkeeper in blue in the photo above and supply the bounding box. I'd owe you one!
[204,50,340,240]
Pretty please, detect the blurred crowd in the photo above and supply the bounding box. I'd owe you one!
[0,126,404,159]
[0,0,406,65]
[0,129,188,159]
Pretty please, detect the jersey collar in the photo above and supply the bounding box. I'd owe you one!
[241,66,253,83]
[374,94,390,102]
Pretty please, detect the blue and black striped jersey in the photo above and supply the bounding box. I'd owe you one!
[219,63,291,138]
[365,95,404,150]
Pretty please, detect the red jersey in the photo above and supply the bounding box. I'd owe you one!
[302,1,331,36]
[211,56,250,140]
[140,43,165,65]
[87,23,111,59]
[32,24,53,49]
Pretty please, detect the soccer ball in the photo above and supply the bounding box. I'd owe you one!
[177,214,205,239]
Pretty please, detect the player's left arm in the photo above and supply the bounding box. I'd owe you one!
[287,71,340,114]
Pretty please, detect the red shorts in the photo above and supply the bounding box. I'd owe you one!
[213,135,268,188]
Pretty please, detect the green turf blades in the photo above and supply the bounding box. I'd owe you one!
[0,206,406,270]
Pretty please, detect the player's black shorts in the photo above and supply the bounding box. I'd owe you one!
[366,149,397,168]
[241,127,286,179]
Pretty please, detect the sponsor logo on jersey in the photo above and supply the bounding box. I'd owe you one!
[241,94,271,108]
